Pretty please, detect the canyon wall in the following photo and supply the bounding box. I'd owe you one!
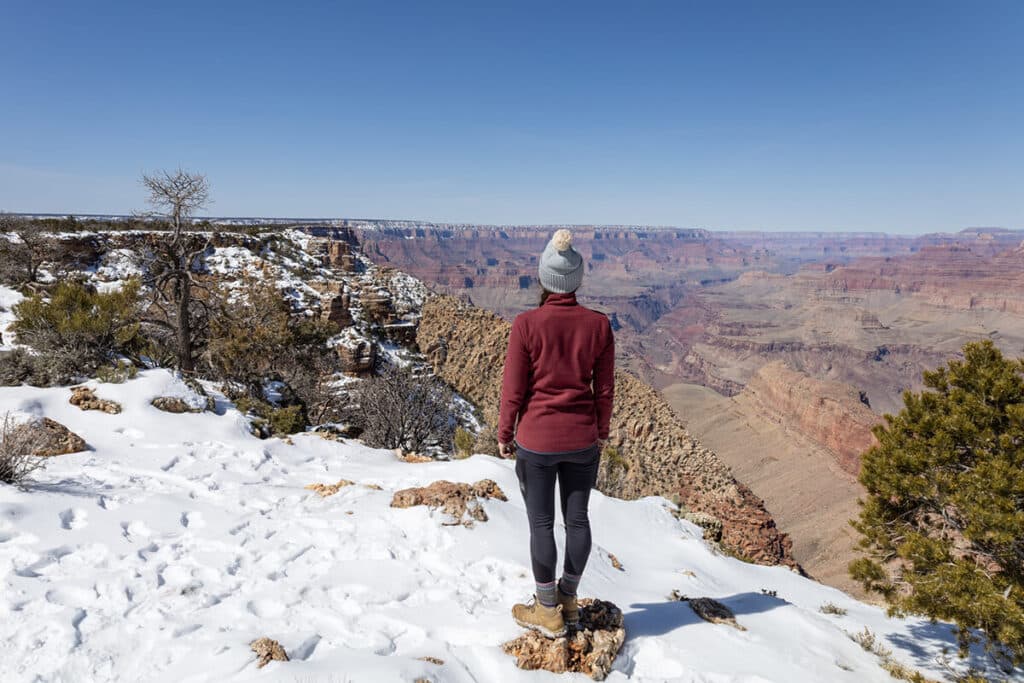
[736,362,882,477]
[416,295,799,570]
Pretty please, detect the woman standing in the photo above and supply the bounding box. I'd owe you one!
[498,229,615,638]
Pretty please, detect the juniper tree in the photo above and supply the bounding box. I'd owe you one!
[850,340,1024,671]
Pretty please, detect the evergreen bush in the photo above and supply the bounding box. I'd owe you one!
[851,340,1024,670]
[10,279,142,384]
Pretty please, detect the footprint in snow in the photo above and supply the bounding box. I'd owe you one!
[98,495,121,510]
[180,511,205,529]
[121,520,153,539]
[59,508,87,530]
[114,427,145,440]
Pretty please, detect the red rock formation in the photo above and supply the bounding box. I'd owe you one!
[819,242,1024,314]
[739,362,881,477]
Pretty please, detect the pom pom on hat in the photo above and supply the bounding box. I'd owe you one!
[551,229,573,252]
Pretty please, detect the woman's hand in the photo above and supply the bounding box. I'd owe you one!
[498,441,514,459]
[597,438,607,452]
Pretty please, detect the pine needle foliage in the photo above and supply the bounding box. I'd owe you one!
[11,279,143,382]
[850,341,1024,670]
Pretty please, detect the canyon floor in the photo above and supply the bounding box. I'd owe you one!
[661,381,867,599]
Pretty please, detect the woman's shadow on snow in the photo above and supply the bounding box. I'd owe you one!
[625,591,786,638]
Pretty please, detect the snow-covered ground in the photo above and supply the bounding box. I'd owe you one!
[0,371,1006,682]
[0,285,24,351]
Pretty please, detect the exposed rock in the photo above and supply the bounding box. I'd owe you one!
[607,552,624,571]
[361,290,393,325]
[336,339,376,376]
[418,656,444,665]
[396,449,434,463]
[250,637,288,668]
[325,291,353,328]
[24,418,88,456]
[680,511,724,542]
[686,597,747,631]
[738,362,881,476]
[326,240,357,272]
[69,386,122,414]
[502,599,625,680]
[151,396,203,414]
[305,479,355,497]
[416,295,800,570]
[390,479,507,527]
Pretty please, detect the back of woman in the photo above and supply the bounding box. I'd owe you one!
[497,229,615,638]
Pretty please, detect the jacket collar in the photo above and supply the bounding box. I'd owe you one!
[544,291,578,306]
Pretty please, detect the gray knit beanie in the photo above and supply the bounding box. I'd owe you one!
[538,229,584,294]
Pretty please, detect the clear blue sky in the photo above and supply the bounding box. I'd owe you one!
[1,1,1021,232]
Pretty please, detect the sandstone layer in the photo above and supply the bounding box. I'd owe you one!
[416,295,799,569]
[737,362,881,477]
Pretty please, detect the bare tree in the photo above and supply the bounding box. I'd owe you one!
[0,213,53,287]
[138,169,212,373]
[0,412,48,486]
[354,364,456,453]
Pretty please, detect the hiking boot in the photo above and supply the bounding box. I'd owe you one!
[512,596,566,638]
[557,587,579,629]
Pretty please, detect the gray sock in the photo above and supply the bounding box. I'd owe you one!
[558,572,581,597]
[535,581,557,607]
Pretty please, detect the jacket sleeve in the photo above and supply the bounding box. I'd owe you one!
[593,319,615,440]
[498,316,530,444]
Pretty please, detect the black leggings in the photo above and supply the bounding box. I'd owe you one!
[515,445,601,584]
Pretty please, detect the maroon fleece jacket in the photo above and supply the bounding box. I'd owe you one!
[498,292,615,452]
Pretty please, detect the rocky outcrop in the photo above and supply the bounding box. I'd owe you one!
[326,241,357,272]
[390,479,507,527]
[739,362,881,476]
[820,243,1024,314]
[336,339,376,375]
[29,418,88,456]
[416,295,799,569]
[250,637,288,668]
[324,290,353,328]
[69,386,122,414]
[502,599,625,680]
[151,396,203,414]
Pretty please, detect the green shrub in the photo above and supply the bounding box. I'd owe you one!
[234,396,307,437]
[851,341,1024,670]
[11,279,142,383]
[453,427,474,459]
[95,360,138,384]
[603,444,628,472]
[268,405,306,436]
[0,348,44,386]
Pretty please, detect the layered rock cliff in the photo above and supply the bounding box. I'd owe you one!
[416,295,799,570]
[736,362,882,477]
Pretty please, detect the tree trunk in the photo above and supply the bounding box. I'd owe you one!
[178,271,194,373]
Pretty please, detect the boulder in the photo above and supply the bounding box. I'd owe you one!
[390,479,507,527]
[29,418,88,456]
[151,396,204,414]
[502,599,625,680]
[250,637,288,668]
[69,386,122,414]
